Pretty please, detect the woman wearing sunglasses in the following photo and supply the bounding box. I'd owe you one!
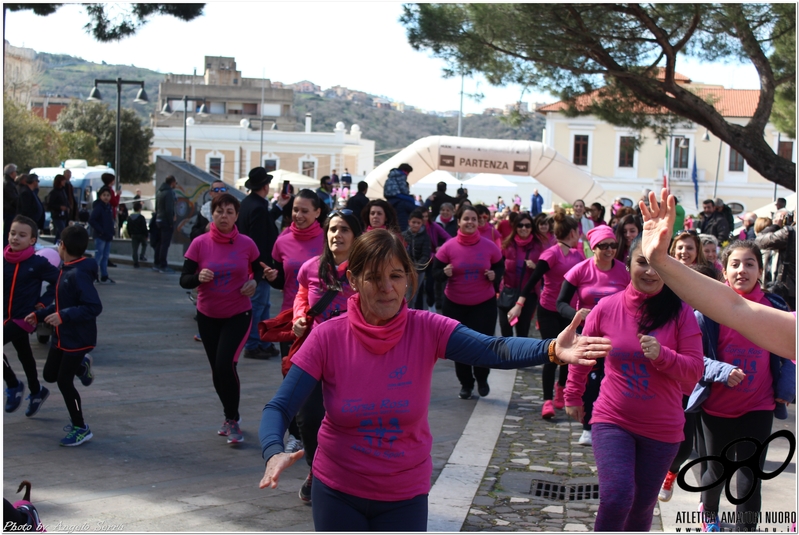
[508,208,584,418]
[497,212,552,338]
[289,208,363,503]
[556,226,630,445]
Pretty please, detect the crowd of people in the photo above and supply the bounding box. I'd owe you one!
[3,153,795,532]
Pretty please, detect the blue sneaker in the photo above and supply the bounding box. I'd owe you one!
[78,354,94,386]
[25,387,49,417]
[700,503,720,532]
[60,424,93,447]
[5,383,25,413]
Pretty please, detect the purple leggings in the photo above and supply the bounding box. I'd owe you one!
[592,423,680,531]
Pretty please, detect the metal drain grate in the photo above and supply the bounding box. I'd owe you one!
[532,480,600,501]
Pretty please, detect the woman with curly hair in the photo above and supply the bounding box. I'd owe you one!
[361,199,399,234]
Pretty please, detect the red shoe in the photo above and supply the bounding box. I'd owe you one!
[658,470,678,502]
[554,384,565,409]
[541,400,555,419]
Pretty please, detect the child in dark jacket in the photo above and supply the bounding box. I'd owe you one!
[4,215,60,416]
[26,225,102,447]
[401,210,431,310]
[127,201,148,268]
[88,186,115,283]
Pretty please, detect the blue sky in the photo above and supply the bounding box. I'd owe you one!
[5,2,762,115]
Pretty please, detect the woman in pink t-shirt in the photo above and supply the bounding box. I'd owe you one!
[614,213,641,263]
[689,241,794,532]
[259,229,613,532]
[289,208,363,504]
[557,225,630,446]
[564,237,703,531]
[180,194,261,445]
[361,199,399,234]
[508,209,584,418]
[434,205,504,400]
[475,204,502,247]
[497,212,552,338]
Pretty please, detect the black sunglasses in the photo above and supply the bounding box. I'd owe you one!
[517,223,533,229]
[595,242,619,251]
[327,209,354,219]
[211,187,228,193]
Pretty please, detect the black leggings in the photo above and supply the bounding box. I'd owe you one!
[4,322,41,394]
[279,340,302,440]
[537,305,569,400]
[668,397,707,475]
[582,358,605,431]
[443,296,497,390]
[196,310,251,422]
[311,476,428,531]
[43,347,88,428]
[497,294,537,338]
[700,410,773,530]
[296,381,325,468]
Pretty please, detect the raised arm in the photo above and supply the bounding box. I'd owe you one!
[640,189,796,359]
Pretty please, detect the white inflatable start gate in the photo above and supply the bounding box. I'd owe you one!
[365,136,609,206]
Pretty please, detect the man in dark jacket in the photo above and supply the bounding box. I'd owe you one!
[17,174,45,232]
[383,163,417,231]
[153,175,177,273]
[345,181,369,221]
[237,167,289,360]
[756,211,795,311]
[698,199,729,244]
[425,181,457,220]
[3,164,19,247]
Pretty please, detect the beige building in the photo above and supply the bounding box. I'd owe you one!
[537,72,795,215]
[150,56,375,184]
[4,41,40,106]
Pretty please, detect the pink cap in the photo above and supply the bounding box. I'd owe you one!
[587,225,616,249]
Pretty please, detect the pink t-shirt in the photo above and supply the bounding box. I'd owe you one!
[272,230,324,312]
[478,224,502,248]
[184,233,260,319]
[564,286,704,443]
[702,286,776,418]
[436,237,503,306]
[501,237,553,294]
[537,244,585,312]
[292,310,460,501]
[296,257,355,324]
[564,258,630,310]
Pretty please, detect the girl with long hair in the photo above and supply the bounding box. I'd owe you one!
[614,214,642,262]
[291,209,363,503]
[670,230,707,267]
[361,199,399,234]
[434,205,504,399]
[508,209,583,418]
[565,237,703,531]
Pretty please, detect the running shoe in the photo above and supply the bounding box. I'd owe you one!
[218,418,242,436]
[25,387,49,417]
[5,383,24,413]
[477,381,490,397]
[60,424,93,446]
[458,387,472,400]
[226,420,243,444]
[541,400,555,419]
[659,470,678,502]
[15,503,43,532]
[285,434,303,454]
[99,277,116,284]
[299,469,313,503]
[578,429,592,446]
[159,267,176,274]
[77,354,94,387]
[700,503,720,532]
[554,384,565,409]
[194,333,202,342]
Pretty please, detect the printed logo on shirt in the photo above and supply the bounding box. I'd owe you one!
[614,350,654,400]
[729,354,761,393]
[389,366,407,380]
[357,416,405,458]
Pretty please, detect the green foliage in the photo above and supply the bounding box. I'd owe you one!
[3,97,62,172]
[402,3,796,189]
[56,100,154,183]
[293,94,544,165]
[769,3,795,138]
[6,3,204,42]
[59,131,101,164]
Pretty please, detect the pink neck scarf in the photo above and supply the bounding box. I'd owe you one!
[366,225,386,232]
[514,235,533,247]
[3,245,35,264]
[456,229,481,246]
[290,220,322,241]
[346,293,408,354]
[209,223,240,244]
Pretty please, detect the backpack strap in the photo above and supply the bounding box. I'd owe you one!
[307,273,349,318]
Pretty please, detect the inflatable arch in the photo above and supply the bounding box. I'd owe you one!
[364,136,609,206]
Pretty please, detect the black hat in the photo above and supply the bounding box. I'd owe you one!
[245,167,272,190]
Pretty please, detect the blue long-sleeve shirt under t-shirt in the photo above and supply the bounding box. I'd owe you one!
[259,324,553,462]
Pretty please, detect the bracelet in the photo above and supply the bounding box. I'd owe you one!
[516,301,525,307]
[548,340,565,365]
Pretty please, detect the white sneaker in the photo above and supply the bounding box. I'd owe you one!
[578,429,592,446]
[285,434,303,453]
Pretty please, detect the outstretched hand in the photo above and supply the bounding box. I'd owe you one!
[554,311,612,366]
[259,450,305,490]
[639,188,675,266]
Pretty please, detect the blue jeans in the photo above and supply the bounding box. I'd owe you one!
[245,279,271,351]
[311,476,428,531]
[94,237,112,279]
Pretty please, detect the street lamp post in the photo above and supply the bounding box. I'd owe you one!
[87,78,149,192]
[249,117,277,167]
[160,96,208,163]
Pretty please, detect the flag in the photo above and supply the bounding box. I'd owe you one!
[691,157,699,210]
[663,142,670,193]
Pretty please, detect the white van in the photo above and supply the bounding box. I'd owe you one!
[30,160,115,233]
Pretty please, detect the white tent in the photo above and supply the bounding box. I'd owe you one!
[410,170,464,199]
[460,174,518,205]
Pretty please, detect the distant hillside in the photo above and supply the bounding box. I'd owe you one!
[35,53,544,165]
